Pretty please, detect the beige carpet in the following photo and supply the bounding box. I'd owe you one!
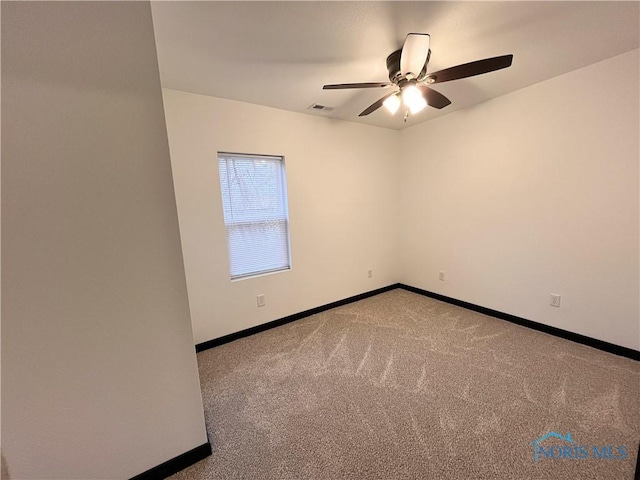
[170,289,640,479]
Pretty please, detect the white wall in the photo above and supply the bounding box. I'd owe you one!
[163,90,400,344]
[2,2,207,479]
[399,49,640,350]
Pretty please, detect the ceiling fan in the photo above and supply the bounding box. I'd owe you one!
[323,33,513,120]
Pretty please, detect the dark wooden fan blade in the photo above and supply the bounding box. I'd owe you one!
[418,86,451,109]
[425,55,513,84]
[359,92,396,117]
[323,82,394,90]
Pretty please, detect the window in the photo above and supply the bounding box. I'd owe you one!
[218,152,291,280]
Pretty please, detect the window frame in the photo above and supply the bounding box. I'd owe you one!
[217,151,292,281]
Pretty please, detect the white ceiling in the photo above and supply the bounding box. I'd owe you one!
[151,1,639,130]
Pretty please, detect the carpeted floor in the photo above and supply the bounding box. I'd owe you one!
[170,289,640,479]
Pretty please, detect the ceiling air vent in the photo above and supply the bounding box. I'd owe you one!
[308,103,334,112]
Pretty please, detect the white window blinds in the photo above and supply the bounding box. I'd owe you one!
[218,153,291,280]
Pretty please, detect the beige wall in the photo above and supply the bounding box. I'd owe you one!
[399,49,640,350]
[1,2,207,478]
[163,90,400,344]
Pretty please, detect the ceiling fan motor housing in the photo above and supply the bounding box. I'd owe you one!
[386,48,429,83]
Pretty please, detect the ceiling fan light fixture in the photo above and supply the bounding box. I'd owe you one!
[402,85,427,114]
[383,93,401,114]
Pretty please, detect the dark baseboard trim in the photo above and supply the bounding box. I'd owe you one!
[195,282,639,361]
[196,284,401,352]
[398,283,640,362]
[130,441,212,480]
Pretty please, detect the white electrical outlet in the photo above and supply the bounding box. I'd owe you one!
[550,294,561,308]
[439,271,446,281]
[257,294,265,307]
[368,269,373,278]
